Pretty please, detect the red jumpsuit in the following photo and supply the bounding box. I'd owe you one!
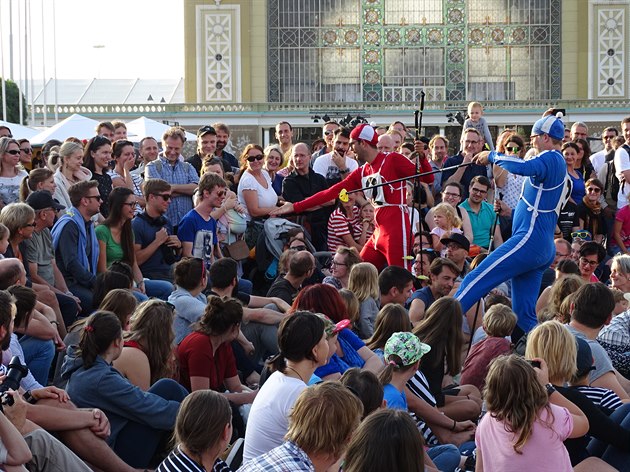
[294,152,418,271]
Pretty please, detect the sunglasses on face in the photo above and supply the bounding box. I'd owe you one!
[5,149,20,156]
[154,193,172,201]
[246,154,264,162]
[505,146,520,153]
[587,187,602,194]
[21,148,33,154]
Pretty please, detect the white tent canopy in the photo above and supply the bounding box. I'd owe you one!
[125,116,196,143]
[30,114,100,145]
[0,120,39,140]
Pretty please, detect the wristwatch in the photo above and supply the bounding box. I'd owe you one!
[545,383,556,396]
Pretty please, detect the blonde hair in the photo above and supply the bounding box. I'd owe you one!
[287,381,363,459]
[483,303,517,337]
[467,101,483,114]
[0,223,9,241]
[525,321,577,384]
[432,202,461,230]
[484,355,552,453]
[544,275,584,321]
[348,262,380,303]
[339,289,360,326]
[611,288,626,304]
[0,203,35,236]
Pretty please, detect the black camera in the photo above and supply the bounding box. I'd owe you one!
[0,356,29,410]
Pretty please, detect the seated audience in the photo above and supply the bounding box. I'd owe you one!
[113,299,175,391]
[366,303,414,361]
[243,312,328,462]
[460,303,517,391]
[157,390,233,472]
[239,382,362,472]
[62,311,188,469]
[347,262,380,339]
[322,246,361,290]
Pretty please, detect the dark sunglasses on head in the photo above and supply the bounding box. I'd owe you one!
[246,154,264,162]
[290,245,307,251]
[571,230,592,240]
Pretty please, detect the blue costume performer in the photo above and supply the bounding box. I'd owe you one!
[455,115,569,333]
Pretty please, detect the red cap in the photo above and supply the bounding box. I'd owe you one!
[349,124,379,147]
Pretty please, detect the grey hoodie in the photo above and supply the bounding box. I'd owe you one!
[168,287,207,344]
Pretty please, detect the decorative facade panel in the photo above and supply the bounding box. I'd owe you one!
[595,7,626,98]
[196,5,241,102]
[267,0,561,103]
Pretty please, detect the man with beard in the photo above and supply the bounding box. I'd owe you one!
[313,127,359,186]
[212,122,239,173]
[273,124,418,270]
[407,258,460,325]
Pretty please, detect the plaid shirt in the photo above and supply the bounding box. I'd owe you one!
[237,441,314,472]
[598,311,630,348]
[145,155,199,225]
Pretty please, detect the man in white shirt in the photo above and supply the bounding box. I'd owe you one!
[590,127,618,174]
[312,127,358,186]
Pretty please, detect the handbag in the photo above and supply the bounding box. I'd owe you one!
[224,225,250,261]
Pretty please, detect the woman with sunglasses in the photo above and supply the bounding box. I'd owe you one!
[84,135,113,218]
[96,187,174,302]
[51,141,91,209]
[577,178,606,245]
[494,132,526,209]
[237,144,279,221]
[17,138,33,170]
[0,137,29,207]
[110,140,145,211]
[113,299,175,391]
[563,142,586,204]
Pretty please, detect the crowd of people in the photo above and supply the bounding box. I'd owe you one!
[0,106,629,471]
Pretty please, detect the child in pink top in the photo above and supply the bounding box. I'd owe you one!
[476,355,588,472]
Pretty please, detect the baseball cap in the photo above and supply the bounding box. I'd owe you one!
[384,332,431,367]
[440,233,470,253]
[26,191,65,211]
[531,115,565,141]
[349,124,379,147]
[197,125,216,138]
[575,336,596,378]
[315,313,351,338]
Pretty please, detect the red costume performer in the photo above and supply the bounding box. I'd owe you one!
[291,125,419,271]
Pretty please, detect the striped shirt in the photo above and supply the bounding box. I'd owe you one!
[157,446,233,472]
[573,385,623,415]
[406,371,439,446]
[327,206,361,252]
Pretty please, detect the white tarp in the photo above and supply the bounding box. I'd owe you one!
[30,114,100,144]
[0,120,40,140]
[125,116,196,143]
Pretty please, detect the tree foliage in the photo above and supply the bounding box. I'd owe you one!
[0,78,28,124]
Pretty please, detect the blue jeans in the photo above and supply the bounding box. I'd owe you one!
[588,402,630,471]
[144,279,174,300]
[114,379,188,468]
[19,336,55,386]
[428,444,461,472]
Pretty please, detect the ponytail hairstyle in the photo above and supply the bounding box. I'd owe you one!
[267,311,325,374]
[125,300,176,384]
[79,311,123,369]
[6,285,37,330]
[194,296,243,337]
[20,168,54,201]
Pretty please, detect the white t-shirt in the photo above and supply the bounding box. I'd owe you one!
[590,149,607,175]
[237,170,278,220]
[614,145,630,208]
[0,169,28,206]
[313,151,359,181]
[242,371,306,462]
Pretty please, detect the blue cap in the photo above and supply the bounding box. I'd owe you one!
[532,115,565,141]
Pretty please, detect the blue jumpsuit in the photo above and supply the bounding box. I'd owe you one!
[455,149,569,332]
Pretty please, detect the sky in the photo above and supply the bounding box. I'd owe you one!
[0,0,185,81]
